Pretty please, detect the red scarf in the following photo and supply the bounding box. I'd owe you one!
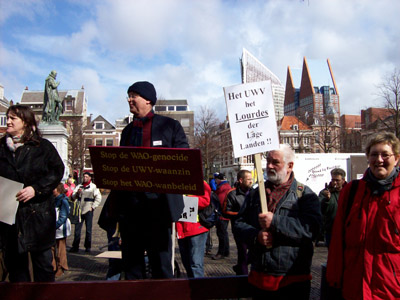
[130,111,154,147]
[82,180,91,188]
[265,173,294,212]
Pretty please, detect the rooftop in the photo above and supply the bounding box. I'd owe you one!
[306,59,336,92]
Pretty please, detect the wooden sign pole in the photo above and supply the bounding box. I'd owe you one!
[254,153,268,214]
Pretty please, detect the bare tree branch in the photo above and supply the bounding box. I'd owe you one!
[376,68,400,138]
[193,105,221,178]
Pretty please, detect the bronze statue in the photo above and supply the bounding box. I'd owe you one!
[43,70,63,122]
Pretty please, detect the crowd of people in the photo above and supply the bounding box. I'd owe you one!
[0,81,399,300]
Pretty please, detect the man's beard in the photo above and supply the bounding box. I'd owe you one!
[267,168,287,185]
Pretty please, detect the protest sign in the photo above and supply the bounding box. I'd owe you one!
[223,80,280,158]
[293,153,366,194]
[178,196,199,223]
[89,146,204,195]
[0,176,23,225]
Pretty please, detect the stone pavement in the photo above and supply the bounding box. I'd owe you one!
[61,196,328,300]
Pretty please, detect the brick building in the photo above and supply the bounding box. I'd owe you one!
[340,114,362,153]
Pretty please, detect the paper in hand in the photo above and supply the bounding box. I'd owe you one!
[0,176,23,225]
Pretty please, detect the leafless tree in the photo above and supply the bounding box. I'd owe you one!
[340,127,362,153]
[294,108,310,153]
[376,68,400,138]
[193,105,221,178]
[66,118,87,180]
[313,115,341,153]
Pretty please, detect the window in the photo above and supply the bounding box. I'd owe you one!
[65,99,74,111]
[0,115,6,126]
[315,132,320,143]
[326,132,331,143]
[85,139,92,146]
[294,137,298,145]
[176,106,187,111]
[106,139,113,146]
[155,106,166,111]
[304,137,310,145]
[181,118,190,127]
[95,139,103,146]
[168,106,175,111]
[95,122,104,130]
[84,155,92,169]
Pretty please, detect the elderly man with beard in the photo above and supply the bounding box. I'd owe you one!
[234,144,321,299]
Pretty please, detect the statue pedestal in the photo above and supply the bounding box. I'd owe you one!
[39,122,69,181]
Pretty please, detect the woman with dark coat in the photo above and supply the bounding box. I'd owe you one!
[0,105,64,282]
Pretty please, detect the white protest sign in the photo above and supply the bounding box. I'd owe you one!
[223,80,280,158]
[293,154,351,194]
[0,176,23,225]
[178,196,198,223]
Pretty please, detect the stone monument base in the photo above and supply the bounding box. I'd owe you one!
[39,122,69,181]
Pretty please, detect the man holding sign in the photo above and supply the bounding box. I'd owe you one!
[233,144,321,299]
[116,81,189,279]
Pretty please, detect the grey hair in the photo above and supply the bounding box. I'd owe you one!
[267,144,295,164]
[279,144,295,164]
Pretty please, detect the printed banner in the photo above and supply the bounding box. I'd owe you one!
[178,196,199,223]
[223,80,280,158]
[89,146,204,195]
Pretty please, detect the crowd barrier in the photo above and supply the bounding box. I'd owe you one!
[0,275,252,300]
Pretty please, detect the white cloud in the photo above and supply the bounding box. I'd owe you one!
[1,0,400,124]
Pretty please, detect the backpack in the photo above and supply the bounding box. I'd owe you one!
[198,192,221,229]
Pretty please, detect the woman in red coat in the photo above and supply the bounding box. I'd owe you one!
[176,181,211,278]
[327,132,400,300]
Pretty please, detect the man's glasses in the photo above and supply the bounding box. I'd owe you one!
[369,152,394,160]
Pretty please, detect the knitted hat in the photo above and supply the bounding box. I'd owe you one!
[127,81,157,105]
[83,172,92,177]
[216,173,226,180]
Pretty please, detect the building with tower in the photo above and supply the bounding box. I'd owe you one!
[284,57,339,121]
[241,48,285,121]
[284,57,341,152]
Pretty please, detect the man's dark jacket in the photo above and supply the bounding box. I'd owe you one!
[223,186,248,226]
[233,178,322,276]
[114,114,189,223]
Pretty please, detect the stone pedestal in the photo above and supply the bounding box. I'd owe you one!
[39,122,69,181]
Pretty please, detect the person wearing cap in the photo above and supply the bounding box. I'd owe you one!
[69,172,102,253]
[209,173,218,192]
[115,81,189,279]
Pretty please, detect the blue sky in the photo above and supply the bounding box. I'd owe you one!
[1,0,399,123]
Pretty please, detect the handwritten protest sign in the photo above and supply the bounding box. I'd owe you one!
[293,153,366,194]
[89,146,204,195]
[223,80,279,158]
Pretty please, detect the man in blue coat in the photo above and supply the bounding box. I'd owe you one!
[117,81,189,280]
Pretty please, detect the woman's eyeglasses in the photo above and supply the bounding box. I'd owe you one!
[369,152,394,160]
